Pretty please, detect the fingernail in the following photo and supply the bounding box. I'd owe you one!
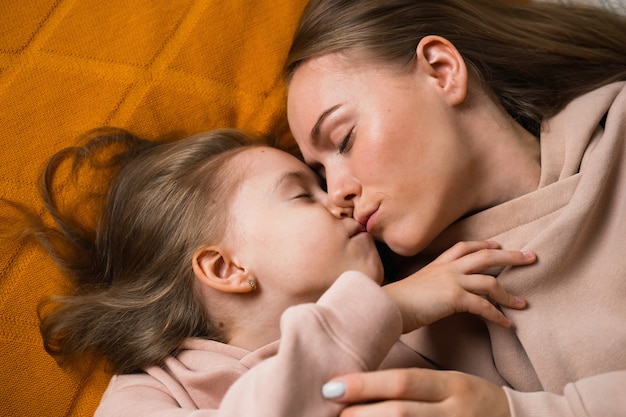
[322,381,346,399]
[522,251,535,259]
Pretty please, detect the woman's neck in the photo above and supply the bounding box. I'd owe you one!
[461,96,542,214]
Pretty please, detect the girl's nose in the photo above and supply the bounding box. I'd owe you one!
[328,202,353,219]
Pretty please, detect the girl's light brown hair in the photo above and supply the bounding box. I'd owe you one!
[36,127,255,373]
[285,0,626,136]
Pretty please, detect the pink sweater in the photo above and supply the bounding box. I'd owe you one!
[401,82,626,417]
[95,272,432,417]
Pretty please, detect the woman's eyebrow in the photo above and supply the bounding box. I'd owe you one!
[310,104,342,143]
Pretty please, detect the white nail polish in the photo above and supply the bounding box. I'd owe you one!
[322,381,346,399]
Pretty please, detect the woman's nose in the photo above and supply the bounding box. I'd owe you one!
[325,167,360,218]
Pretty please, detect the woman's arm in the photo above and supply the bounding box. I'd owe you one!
[320,368,626,417]
[505,371,626,417]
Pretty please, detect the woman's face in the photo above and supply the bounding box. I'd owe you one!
[287,54,472,256]
[224,146,383,304]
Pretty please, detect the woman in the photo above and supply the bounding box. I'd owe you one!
[285,0,626,416]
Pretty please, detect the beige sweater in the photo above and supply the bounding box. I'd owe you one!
[401,82,626,417]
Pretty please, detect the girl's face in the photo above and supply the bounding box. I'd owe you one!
[223,146,383,304]
[287,54,473,256]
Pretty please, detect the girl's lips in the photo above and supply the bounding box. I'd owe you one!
[365,211,376,233]
[350,223,367,237]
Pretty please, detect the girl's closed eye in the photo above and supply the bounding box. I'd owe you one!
[291,184,315,200]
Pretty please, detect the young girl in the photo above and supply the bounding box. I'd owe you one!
[34,127,534,416]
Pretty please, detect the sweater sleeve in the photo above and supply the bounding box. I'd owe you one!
[504,371,626,417]
[95,271,403,417]
[216,270,403,417]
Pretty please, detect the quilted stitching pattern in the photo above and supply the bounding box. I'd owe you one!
[0,1,306,416]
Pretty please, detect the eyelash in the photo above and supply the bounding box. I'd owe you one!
[338,128,354,154]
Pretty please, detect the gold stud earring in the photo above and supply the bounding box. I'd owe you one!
[247,278,257,291]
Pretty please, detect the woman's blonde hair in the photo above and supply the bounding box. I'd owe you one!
[285,0,626,135]
[36,127,255,373]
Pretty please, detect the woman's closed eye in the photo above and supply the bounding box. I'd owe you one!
[338,128,354,154]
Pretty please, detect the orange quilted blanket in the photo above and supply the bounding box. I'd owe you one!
[0,1,306,415]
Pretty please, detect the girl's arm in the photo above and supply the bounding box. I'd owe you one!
[218,242,533,417]
[384,240,533,333]
[95,271,407,417]
[216,271,406,417]
[96,241,532,417]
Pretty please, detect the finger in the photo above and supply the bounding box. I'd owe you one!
[460,274,526,310]
[433,240,500,263]
[340,400,445,417]
[324,368,447,404]
[338,373,510,417]
[455,292,515,328]
[453,248,536,274]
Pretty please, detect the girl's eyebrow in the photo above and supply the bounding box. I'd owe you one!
[270,171,308,193]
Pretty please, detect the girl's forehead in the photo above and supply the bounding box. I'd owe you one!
[236,146,305,168]
[230,147,309,185]
[226,148,318,217]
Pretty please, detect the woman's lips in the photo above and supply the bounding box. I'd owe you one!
[357,208,378,233]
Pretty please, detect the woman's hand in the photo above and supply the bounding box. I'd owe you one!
[383,240,535,333]
[323,368,512,417]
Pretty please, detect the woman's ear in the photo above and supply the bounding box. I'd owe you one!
[415,35,467,106]
[192,247,256,294]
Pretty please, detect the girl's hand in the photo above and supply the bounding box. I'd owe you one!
[383,241,535,333]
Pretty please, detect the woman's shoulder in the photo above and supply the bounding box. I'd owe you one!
[545,81,626,132]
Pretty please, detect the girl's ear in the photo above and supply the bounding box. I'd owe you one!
[415,35,468,106]
[192,247,256,293]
